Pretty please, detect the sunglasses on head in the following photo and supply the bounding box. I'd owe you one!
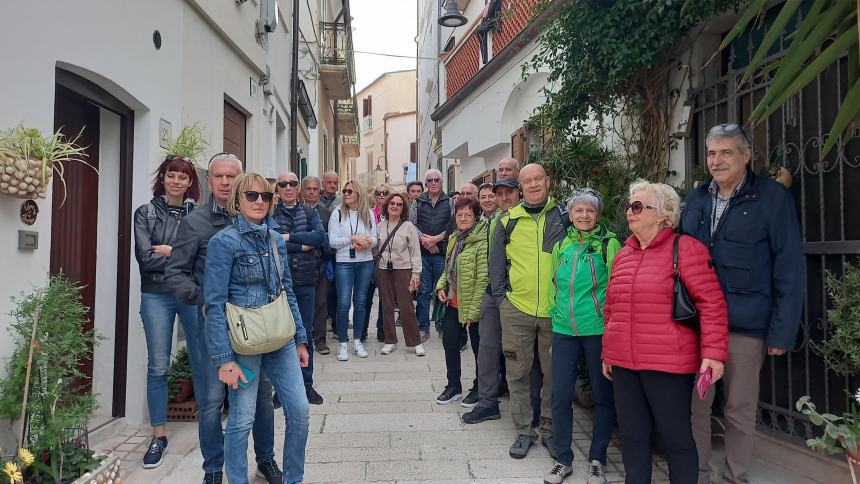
[718,122,752,146]
[277,180,299,188]
[426,177,441,184]
[625,200,656,214]
[374,190,389,196]
[342,188,354,195]
[243,191,274,203]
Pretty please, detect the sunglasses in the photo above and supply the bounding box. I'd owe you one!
[243,191,274,203]
[426,178,441,184]
[342,188,355,195]
[388,201,403,207]
[374,190,390,196]
[718,123,751,146]
[277,180,299,188]
[625,200,656,214]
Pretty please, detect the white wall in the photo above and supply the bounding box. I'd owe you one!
[385,114,416,187]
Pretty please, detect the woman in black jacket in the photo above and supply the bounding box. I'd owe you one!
[133,155,201,470]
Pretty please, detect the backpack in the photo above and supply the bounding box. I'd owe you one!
[146,202,157,233]
[502,205,569,245]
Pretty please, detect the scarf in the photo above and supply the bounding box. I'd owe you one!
[446,226,473,303]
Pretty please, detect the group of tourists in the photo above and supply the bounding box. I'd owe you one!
[132,122,803,484]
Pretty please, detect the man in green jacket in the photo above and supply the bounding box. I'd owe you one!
[488,164,570,459]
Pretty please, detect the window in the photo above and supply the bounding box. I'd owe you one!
[362,95,373,117]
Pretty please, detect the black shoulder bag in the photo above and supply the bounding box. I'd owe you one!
[374,220,404,269]
[672,235,700,329]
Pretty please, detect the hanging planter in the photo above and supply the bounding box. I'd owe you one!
[0,125,96,205]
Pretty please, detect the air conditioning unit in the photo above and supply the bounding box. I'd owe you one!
[257,0,279,34]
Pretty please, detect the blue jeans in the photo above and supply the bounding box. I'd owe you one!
[417,253,445,333]
[334,260,374,343]
[140,292,198,427]
[226,340,309,484]
[183,308,275,472]
[550,333,615,466]
[293,284,316,386]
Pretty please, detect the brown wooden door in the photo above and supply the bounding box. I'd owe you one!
[223,100,246,164]
[51,86,100,390]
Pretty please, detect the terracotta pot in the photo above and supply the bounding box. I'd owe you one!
[0,158,49,199]
[772,166,793,189]
[846,446,860,484]
[172,378,194,403]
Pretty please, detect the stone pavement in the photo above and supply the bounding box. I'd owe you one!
[94,303,817,483]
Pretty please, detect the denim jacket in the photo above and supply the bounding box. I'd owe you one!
[204,213,308,367]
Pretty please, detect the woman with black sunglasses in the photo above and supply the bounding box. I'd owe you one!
[362,182,392,341]
[204,172,310,484]
[133,155,201,470]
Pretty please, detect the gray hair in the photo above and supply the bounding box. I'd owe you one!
[208,152,243,170]
[302,175,321,187]
[322,171,339,182]
[424,168,443,180]
[706,123,751,152]
[566,188,603,216]
[628,179,681,229]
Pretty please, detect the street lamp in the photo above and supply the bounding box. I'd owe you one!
[439,0,467,28]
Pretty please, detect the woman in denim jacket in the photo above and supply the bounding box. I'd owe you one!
[204,172,310,484]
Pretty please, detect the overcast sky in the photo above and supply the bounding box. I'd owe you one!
[351,0,417,92]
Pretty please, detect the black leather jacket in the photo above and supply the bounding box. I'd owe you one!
[134,196,195,293]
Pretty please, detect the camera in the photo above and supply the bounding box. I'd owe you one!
[349,247,356,259]
[386,261,394,272]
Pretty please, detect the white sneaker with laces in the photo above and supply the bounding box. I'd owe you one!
[414,344,426,356]
[336,343,349,361]
[381,343,396,355]
[586,460,605,484]
[353,340,368,358]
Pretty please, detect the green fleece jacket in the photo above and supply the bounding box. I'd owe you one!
[435,222,488,324]
[548,223,621,336]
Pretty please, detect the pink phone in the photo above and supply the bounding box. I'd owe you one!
[696,368,712,400]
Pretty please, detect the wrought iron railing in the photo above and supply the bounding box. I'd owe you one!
[340,134,359,146]
[319,21,356,83]
[335,99,355,116]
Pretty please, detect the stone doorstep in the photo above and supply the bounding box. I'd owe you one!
[753,430,850,484]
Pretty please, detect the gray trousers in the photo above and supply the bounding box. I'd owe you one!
[692,332,766,484]
[476,292,502,408]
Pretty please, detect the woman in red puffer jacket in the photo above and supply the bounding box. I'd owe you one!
[602,180,728,484]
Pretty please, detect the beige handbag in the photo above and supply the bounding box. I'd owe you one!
[225,235,297,355]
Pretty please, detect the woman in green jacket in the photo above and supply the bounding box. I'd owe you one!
[544,189,621,484]
[435,197,488,406]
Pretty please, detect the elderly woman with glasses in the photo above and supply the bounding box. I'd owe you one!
[543,189,621,484]
[363,182,392,342]
[203,172,310,484]
[601,180,728,484]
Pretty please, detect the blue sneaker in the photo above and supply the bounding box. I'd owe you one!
[142,436,167,469]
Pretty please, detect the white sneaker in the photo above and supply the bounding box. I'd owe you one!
[353,340,368,358]
[586,460,605,484]
[380,343,396,355]
[336,343,349,361]
[414,344,426,357]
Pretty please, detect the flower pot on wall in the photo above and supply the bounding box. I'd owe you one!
[71,452,121,484]
[0,159,49,199]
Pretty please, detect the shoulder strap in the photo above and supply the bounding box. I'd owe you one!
[601,237,611,263]
[503,217,519,245]
[672,234,680,275]
[146,202,157,233]
[269,235,286,292]
[379,220,404,255]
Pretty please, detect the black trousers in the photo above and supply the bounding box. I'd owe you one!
[441,306,480,390]
[613,366,698,484]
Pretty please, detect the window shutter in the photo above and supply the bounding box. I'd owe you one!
[410,142,417,163]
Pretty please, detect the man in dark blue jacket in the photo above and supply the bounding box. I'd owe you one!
[273,171,327,405]
[681,124,804,484]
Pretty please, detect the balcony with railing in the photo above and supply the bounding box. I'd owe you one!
[361,115,373,133]
[336,99,358,136]
[340,134,359,157]
[320,21,356,99]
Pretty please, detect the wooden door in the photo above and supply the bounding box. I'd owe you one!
[51,86,100,390]
[223,100,246,164]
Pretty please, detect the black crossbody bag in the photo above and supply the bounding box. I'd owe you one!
[672,235,699,329]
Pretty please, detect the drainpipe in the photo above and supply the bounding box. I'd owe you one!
[290,0,300,172]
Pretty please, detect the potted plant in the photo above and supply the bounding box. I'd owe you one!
[162,123,209,163]
[796,261,860,482]
[168,347,194,403]
[0,125,95,205]
[0,275,107,483]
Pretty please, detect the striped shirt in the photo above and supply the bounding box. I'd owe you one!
[708,176,746,235]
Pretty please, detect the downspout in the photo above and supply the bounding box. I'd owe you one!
[290,0,300,172]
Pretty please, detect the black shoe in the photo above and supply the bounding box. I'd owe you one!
[377,331,385,342]
[462,405,501,424]
[306,385,324,405]
[203,471,223,484]
[541,435,558,460]
[315,341,330,355]
[142,436,167,469]
[509,434,534,459]
[255,457,283,484]
[461,387,479,408]
[272,392,282,409]
[435,385,462,404]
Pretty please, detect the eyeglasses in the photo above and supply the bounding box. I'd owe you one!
[717,123,751,147]
[277,180,299,188]
[426,178,441,184]
[374,190,389,196]
[342,188,355,195]
[625,201,656,214]
[389,201,403,207]
[243,191,274,203]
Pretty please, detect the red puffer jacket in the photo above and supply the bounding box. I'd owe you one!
[602,227,728,374]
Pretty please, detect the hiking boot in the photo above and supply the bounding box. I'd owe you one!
[381,343,396,355]
[202,471,223,484]
[255,457,283,484]
[306,385,323,405]
[142,436,167,469]
[509,434,533,459]
[435,385,462,404]
[586,460,606,484]
[461,387,479,408]
[543,461,573,484]
[336,342,349,361]
[315,341,330,355]
[414,344,427,356]
[353,340,368,358]
[462,405,501,424]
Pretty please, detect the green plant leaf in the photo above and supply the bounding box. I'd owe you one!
[810,413,824,425]
[820,78,860,159]
[740,0,804,87]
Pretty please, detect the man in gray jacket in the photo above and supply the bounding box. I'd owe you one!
[164,153,281,484]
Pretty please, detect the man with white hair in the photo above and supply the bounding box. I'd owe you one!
[498,157,520,180]
[409,168,455,341]
[459,183,478,200]
[320,171,342,211]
